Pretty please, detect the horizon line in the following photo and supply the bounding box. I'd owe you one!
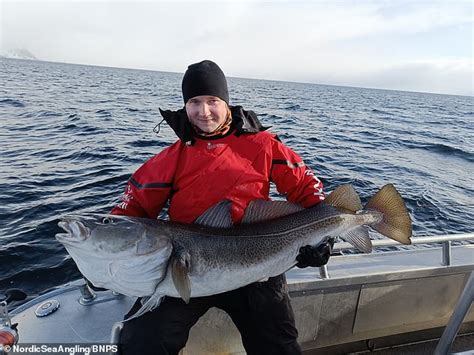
[2,56,472,98]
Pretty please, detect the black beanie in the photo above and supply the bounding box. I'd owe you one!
[182,60,229,104]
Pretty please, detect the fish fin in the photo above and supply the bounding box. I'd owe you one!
[365,184,412,245]
[122,294,164,322]
[241,200,305,224]
[323,184,362,213]
[171,250,192,303]
[194,200,233,228]
[339,226,372,253]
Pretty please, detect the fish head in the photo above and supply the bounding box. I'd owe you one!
[56,214,173,297]
[56,214,155,255]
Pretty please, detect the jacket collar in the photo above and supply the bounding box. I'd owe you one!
[158,105,269,145]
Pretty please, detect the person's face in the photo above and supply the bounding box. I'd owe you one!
[185,95,228,133]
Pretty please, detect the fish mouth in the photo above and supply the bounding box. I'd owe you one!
[56,217,90,243]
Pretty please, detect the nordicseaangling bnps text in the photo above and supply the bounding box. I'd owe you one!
[10,344,118,354]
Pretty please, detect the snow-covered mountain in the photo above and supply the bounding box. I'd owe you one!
[0,48,38,60]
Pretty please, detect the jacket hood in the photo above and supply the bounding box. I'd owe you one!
[158,106,269,144]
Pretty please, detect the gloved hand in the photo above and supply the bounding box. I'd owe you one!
[296,238,335,268]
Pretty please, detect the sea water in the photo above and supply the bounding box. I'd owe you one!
[0,58,472,295]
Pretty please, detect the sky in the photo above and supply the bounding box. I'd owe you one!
[1,0,473,96]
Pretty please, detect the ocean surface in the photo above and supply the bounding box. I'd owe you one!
[1,58,473,297]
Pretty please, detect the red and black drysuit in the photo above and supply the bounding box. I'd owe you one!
[115,106,326,355]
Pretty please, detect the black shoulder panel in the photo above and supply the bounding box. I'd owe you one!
[159,108,195,145]
[231,106,271,136]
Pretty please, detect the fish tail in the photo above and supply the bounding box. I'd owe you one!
[122,294,163,322]
[324,184,372,252]
[364,184,412,245]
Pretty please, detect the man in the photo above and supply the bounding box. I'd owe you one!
[113,60,332,355]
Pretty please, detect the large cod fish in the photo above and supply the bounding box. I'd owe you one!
[56,184,412,321]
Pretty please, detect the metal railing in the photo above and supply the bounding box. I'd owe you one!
[318,233,474,279]
[434,271,474,354]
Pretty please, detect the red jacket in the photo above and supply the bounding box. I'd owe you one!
[112,130,324,224]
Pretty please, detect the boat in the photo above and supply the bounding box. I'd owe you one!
[1,233,473,354]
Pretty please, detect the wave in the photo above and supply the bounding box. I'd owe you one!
[285,104,303,111]
[371,108,394,116]
[0,98,25,107]
[405,142,473,163]
[36,110,61,118]
[128,139,170,148]
[96,109,112,117]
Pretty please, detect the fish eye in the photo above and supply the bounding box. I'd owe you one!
[101,217,114,225]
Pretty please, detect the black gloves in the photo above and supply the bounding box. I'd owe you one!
[296,238,335,268]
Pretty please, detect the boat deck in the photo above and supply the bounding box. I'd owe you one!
[9,242,474,354]
[358,332,474,355]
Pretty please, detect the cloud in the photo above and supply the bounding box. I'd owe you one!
[362,58,473,96]
[1,0,472,95]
